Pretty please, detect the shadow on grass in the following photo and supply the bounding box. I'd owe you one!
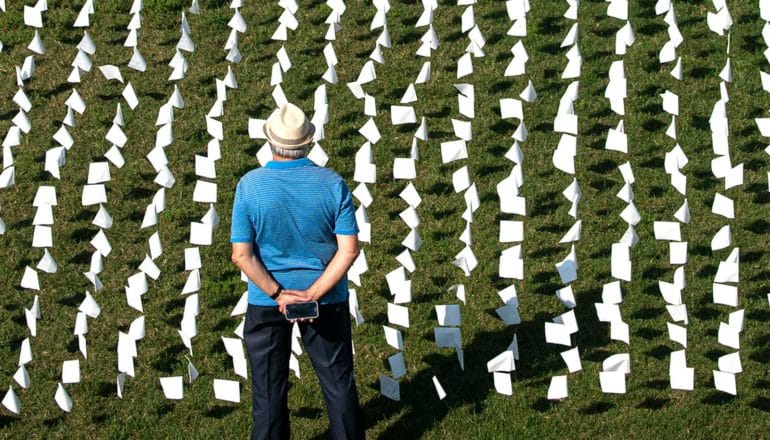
[644,380,668,390]
[206,405,237,418]
[636,22,666,36]
[636,397,669,410]
[296,406,324,419]
[311,309,609,439]
[43,414,65,428]
[213,317,236,331]
[750,397,770,413]
[38,82,70,99]
[356,329,511,439]
[745,219,770,234]
[701,392,735,405]
[536,16,564,35]
[530,397,555,412]
[412,291,443,305]
[749,333,770,363]
[580,401,615,414]
[645,345,668,361]
[0,414,18,428]
[529,246,562,259]
[634,327,663,340]
[629,307,663,320]
[641,118,666,132]
[152,343,188,373]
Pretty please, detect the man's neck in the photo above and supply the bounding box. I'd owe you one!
[272,154,294,162]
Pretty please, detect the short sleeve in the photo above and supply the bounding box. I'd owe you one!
[230,179,255,243]
[332,178,359,236]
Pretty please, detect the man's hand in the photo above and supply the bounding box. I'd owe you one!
[276,290,315,323]
[275,290,308,313]
[281,289,312,300]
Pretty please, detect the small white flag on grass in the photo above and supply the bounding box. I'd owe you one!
[55,383,73,412]
[547,375,568,400]
[21,266,40,290]
[160,376,184,400]
[2,387,20,414]
[14,365,30,389]
[213,379,240,403]
[61,360,81,384]
[379,375,400,401]
[432,376,446,400]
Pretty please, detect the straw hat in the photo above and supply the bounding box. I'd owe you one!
[263,103,315,149]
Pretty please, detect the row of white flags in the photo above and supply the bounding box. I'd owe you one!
[593,0,635,396]
[654,0,689,395]
[158,0,255,403]
[545,0,584,400]
[488,0,532,397]
[706,0,744,396]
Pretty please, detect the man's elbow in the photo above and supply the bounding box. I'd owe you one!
[336,236,360,262]
[231,249,248,265]
[343,243,360,260]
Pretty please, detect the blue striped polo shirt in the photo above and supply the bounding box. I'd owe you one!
[230,158,359,306]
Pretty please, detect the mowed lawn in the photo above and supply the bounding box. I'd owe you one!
[0,0,770,438]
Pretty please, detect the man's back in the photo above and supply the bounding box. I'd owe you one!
[231,157,358,305]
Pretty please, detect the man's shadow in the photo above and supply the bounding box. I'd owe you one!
[307,301,605,439]
[360,327,522,440]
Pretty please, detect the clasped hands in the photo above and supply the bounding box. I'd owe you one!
[276,289,315,323]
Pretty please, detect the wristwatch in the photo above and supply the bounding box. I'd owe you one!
[270,285,283,300]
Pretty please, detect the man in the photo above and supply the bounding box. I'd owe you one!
[230,102,365,440]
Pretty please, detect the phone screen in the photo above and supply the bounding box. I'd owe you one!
[285,301,319,320]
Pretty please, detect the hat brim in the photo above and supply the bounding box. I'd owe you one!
[263,121,315,150]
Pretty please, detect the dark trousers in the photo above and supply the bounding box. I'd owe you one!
[243,301,365,440]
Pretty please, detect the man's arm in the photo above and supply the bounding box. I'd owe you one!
[284,234,360,303]
[231,242,281,297]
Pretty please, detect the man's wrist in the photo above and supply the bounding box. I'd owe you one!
[305,288,319,302]
[269,285,283,300]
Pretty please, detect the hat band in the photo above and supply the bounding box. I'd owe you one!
[267,125,310,146]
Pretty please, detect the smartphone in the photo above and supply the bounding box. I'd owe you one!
[285,301,319,320]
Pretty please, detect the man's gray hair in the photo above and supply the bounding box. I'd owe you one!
[270,142,310,159]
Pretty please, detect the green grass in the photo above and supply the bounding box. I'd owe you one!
[0,0,769,438]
